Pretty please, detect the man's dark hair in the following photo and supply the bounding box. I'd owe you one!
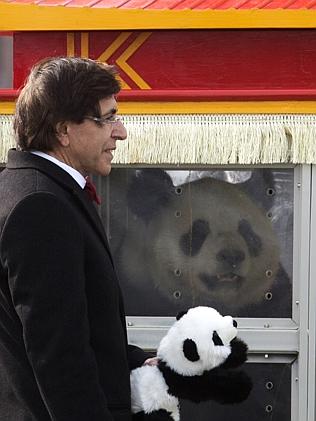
[13,57,121,151]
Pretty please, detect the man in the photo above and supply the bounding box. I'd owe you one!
[0,57,150,421]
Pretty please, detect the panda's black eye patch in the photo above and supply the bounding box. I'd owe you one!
[238,219,262,257]
[180,219,210,257]
[183,339,200,362]
[212,331,224,346]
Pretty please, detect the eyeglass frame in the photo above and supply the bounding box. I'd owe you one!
[84,115,122,126]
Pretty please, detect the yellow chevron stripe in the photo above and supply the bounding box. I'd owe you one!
[116,32,152,90]
[81,32,89,58]
[97,32,132,62]
[67,32,74,56]
[97,32,132,90]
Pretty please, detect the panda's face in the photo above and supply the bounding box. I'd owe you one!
[119,174,280,312]
[157,306,238,376]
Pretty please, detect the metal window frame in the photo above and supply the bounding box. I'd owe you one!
[124,164,314,421]
[0,36,13,89]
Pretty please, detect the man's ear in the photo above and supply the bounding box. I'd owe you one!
[55,122,69,146]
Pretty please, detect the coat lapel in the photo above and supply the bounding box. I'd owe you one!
[6,150,112,258]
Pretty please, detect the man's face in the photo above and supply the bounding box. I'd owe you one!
[65,95,127,176]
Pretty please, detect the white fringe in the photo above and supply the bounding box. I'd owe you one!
[1,114,316,164]
[0,115,14,164]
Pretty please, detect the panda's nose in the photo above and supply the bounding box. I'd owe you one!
[233,319,238,328]
[216,248,245,268]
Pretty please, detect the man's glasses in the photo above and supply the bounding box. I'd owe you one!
[84,115,121,126]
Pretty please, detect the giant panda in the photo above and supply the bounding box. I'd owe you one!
[111,169,291,317]
[130,306,252,421]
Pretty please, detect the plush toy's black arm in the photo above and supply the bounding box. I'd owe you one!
[201,368,253,404]
[160,362,252,404]
[219,338,248,369]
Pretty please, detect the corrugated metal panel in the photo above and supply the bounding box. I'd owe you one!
[6,0,316,9]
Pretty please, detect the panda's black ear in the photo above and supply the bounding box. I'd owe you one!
[176,310,188,320]
[183,339,200,362]
[240,169,276,211]
[127,169,174,223]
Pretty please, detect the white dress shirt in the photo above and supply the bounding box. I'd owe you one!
[30,150,86,189]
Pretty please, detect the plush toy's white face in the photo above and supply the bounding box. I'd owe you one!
[157,306,237,376]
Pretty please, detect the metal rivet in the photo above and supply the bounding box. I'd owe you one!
[265,292,273,301]
[173,290,181,299]
[264,323,270,328]
[265,405,273,413]
[297,182,301,188]
[175,187,183,195]
[174,269,182,277]
[265,381,274,390]
[266,188,276,197]
[127,322,134,327]
[264,354,269,359]
[265,269,273,278]
[175,210,182,217]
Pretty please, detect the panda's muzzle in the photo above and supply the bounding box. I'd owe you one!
[199,272,244,289]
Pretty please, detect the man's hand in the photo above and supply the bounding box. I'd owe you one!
[143,357,159,366]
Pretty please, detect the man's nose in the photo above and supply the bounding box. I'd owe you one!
[112,120,127,141]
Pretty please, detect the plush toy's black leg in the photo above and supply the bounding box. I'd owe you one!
[134,410,174,421]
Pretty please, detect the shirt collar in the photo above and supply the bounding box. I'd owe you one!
[30,150,86,189]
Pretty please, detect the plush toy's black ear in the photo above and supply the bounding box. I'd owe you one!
[176,310,188,320]
[126,169,174,223]
[183,339,200,362]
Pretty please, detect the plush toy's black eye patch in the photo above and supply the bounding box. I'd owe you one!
[238,219,262,257]
[183,339,200,362]
[180,219,210,257]
[212,331,224,346]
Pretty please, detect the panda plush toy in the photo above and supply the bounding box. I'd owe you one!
[130,306,252,421]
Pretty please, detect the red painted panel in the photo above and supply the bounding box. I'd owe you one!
[14,32,68,88]
[13,30,316,93]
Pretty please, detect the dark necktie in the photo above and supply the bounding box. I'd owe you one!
[84,177,101,205]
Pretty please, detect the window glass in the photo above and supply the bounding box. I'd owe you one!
[99,168,293,318]
[180,362,291,420]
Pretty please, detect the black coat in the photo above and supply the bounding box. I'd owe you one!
[0,150,146,421]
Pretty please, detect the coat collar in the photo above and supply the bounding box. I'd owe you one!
[6,149,112,257]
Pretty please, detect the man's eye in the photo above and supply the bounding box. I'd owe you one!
[101,115,116,123]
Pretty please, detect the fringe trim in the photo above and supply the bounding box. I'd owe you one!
[1,114,316,164]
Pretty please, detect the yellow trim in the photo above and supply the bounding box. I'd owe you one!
[67,32,74,56]
[1,3,316,30]
[81,32,89,58]
[0,103,15,114]
[2,101,316,114]
[116,32,152,89]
